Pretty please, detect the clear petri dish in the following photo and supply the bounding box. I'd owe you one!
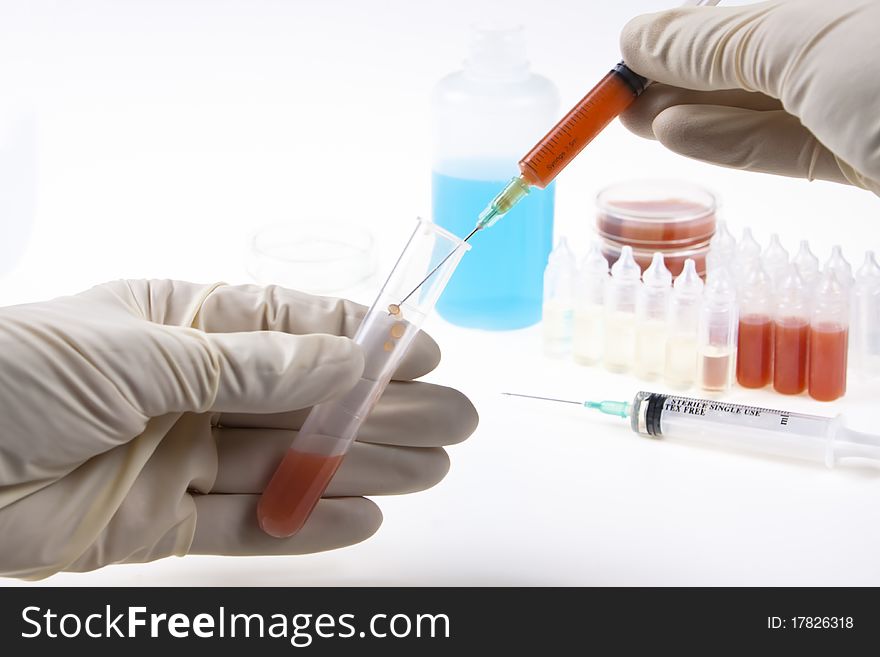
[596,179,717,249]
[246,221,377,298]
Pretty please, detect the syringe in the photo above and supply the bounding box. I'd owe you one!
[503,391,880,469]
[475,0,722,231]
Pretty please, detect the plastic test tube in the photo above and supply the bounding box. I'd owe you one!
[603,245,641,373]
[664,258,704,389]
[736,265,774,389]
[773,266,810,395]
[542,238,576,357]
[809,271,849,402]
[635,252,672,380]
[572,243,609,366]
[257,219,470,538]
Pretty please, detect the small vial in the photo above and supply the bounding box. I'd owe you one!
[736,266,774,388]
[665,258,704,389]
[773,267,809,395]
[635,252,672,380]
[603,245,641,373]
[853,251,880,380]
[808,271,849,401]
[824,245,854,290]
[792,240,820,292]
[697,269,737,392]
[572,243,608,366]
[705,219,736,276]
[734,227,762,288]
[762,233,790,289]
[542,238,576,357]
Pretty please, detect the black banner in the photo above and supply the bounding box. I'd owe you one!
[0,587,874,654]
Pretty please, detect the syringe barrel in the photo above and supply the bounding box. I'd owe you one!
[518,63,645,189]
[630,392,839,466]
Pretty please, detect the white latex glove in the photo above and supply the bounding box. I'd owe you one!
[0,280,478,580]
[619,0,880,195]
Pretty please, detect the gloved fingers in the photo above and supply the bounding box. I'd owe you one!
[620,83,782,140]
[193,283,442,381]
[650,104,852,186]
[188,494,382,556]
[138,328,364,417]
[211,429,450,496]
[216,380,479,447]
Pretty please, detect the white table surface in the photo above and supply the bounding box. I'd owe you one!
[2,0,879,586]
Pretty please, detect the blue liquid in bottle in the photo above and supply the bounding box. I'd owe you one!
[433,170,554,329]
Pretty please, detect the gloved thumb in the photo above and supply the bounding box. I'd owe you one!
[136,326,366,417]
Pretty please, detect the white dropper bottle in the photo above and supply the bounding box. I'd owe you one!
[572,243,609,366]
[697,269,738,392]
[665,258,704,389]
[603,245,641,373]
[635,252,672,380]
[542,237,576,357]
[853,251,880,381]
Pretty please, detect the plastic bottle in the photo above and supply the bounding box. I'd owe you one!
[705,219,736,276]
[572,243,609,366]
[762,233,789,288]
[697,269,737,392]
[792,240,820,292]
[808,271,849,401]
[604,245,641,373]
[664,258,704,389]
[773,267,809,395]
[432,26,560,329]
[635,252,672,380]
[542,238,576,357]
[853,251,880,380]
[736,266,774,388]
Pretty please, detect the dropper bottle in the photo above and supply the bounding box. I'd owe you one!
[824,245,854,289]
[808,271,849,401]
[792,240,820,292]
[762,233,790,288]
[664,258,704,389]
[706,220,736,276]
[736,265,774,388]
[572,243,609,366]
[734,227,761,287]
[773,266,809,395]
[697,269,737,392]
[853,251,880,381]
[635,252,672,381]
[603,245,641,373]
[542,237,576,357]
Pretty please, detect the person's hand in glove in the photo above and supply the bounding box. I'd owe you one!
[0,280,477,580]
[619,0,880,195]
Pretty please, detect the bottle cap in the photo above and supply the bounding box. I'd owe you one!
[673,258,704,295]
[547,237,575,269]
[580,242,609,277]
[610,245,641,280]
[824,245,853,286]
[856,250,880,287]
[736,227,761,262]
[643,252,672,288]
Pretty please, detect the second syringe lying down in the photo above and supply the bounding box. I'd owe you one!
[503,391,880,469]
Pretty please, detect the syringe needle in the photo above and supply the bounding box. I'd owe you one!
[396,225,481,307]
[501,392,582,405]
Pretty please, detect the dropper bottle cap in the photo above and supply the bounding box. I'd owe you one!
[610,245,641,280]
[736,227,761,262]
[740,264,773,314]
[793,240,819,280]
[674,258,704,296]
[710,220,736,255]
[547,237,575,269]
[813,269,848,323]
[824,245,853,287]
[544,237,576,299]
[580,242,609,278]
[856,250,880,288]
[705,267,736,304]
[776,264,808,317]
[762,233,789,284]
[643,252,672,288]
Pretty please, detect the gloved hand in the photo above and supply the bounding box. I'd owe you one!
[619,0,880,195]
[0,280,478,580]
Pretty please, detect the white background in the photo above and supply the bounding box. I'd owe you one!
[2,0,879,586]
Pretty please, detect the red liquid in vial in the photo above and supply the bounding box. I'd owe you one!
[808,323,848,401]
[773,318,809,394]
[257,449,345,538]
[736,314,773,388]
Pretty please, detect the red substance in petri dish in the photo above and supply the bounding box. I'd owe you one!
[808,323,848,401]
[597,199,716,249]
[257,449,345,538]
[737,314,774,388]
[773,318,809,395]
